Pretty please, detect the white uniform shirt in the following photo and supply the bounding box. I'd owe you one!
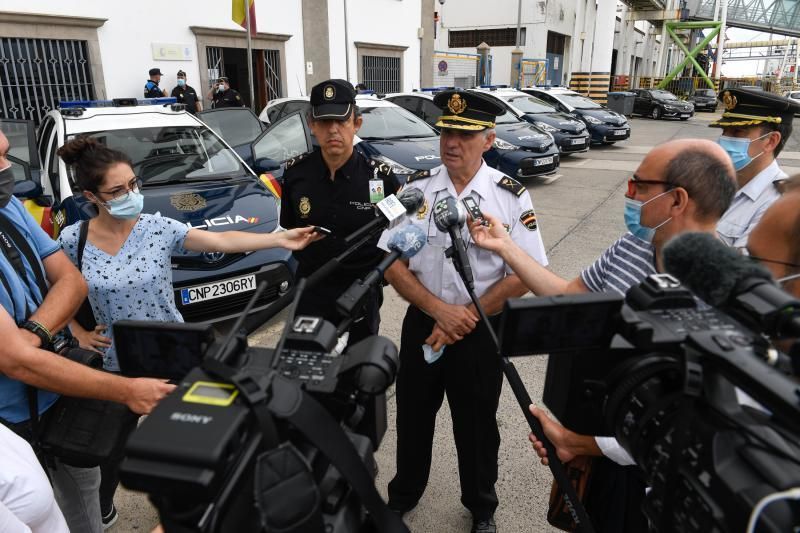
[716,160,786,249]
[378,162,548,306]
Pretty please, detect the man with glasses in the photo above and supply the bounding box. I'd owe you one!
[710,87,800,249]
[380,90,547,533]
[469,138,736,532]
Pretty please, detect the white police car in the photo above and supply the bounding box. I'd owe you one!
[2,97,301,324]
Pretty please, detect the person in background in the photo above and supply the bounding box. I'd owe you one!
[207,77,245,109]
[170,70,201,115]
[144,68,168,99]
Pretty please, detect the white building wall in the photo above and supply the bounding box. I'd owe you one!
[329,0,422,91]
[1,0,307,99]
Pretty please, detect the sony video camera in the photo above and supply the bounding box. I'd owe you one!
[499,272,800,533]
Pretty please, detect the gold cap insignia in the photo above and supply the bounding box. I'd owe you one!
[324,85,335,100]
[447,94,467,115]
[299,197,311,217]
[722,91,737,111]
[170,193,206,212]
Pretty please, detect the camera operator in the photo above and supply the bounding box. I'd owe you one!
[0,130,174,533]
[469,138,737,532]
[380,90,548,533]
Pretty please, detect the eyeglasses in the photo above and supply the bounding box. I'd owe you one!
[626,174,674,197]
[740,247,800,269]
[97,177,142,201]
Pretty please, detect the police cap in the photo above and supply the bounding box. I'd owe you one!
[217,76,230,83]
[710,87,800,128]
[177,70,186,77]
[149,68,163,76]
[433,90,504,131]
[310,79,356,120]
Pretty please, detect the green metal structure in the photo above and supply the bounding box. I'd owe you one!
[657,21,721,90]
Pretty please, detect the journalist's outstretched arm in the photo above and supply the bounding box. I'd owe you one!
[0,309,173,415]
[469,213,589,295]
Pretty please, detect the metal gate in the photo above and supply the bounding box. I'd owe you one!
[361,55,401,94]
[263,49,282,101]
[206,46,224,84]
[205,46,281,100]
[0,37,95,124]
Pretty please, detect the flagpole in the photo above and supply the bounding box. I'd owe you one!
[245,0,256,111]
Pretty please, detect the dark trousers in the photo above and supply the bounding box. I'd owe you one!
[388,305,503,520]
[99,409,139,514]
[296,283,383,347]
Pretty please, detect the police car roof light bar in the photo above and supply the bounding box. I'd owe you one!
[58,97,178,109]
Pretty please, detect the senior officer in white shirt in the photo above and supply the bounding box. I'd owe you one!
[379,90,547,533]
[712,87,800,249]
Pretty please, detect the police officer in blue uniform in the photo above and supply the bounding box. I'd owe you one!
[380,91,548,533]
[143,68,167,99]
[280,78,399,344]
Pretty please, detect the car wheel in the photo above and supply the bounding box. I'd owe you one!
[651,107,662,120]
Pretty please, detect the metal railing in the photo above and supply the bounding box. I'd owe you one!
[362,55,401,94]
[627,75,797,97]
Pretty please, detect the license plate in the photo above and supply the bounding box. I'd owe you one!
[180,274,257,305]
[534,156,554,167]
[570,138,585,145]
[613,129,628,135]
[680,114,690,118]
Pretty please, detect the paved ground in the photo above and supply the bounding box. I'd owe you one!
[113,110,800,532]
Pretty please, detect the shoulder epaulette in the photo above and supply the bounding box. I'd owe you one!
[497,176,526,197]
[405,166,439,184]
[285,152,311,169]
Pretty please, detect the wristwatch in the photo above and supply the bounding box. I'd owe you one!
[21,320,54,350]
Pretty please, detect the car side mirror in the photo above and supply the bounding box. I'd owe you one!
[254,157,281,173]
[13,180,43,200]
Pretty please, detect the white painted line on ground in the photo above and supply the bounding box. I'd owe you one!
[559,158,590,167]
[542,174,562,184]
[560,159,640,172]
[778,151,800,160]
[781,166,800,175]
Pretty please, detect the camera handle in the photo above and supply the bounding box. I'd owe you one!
[448,247,597,533]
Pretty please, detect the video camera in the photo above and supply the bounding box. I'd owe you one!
[118,214,427,533]
[500,241,800,532]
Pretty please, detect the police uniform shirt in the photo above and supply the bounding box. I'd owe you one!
[716,159,787,249]
[212,88,244,109]
[144,80,163,99]
[280,148,399,281]
[171,85,199,114]
[378,162,548,306]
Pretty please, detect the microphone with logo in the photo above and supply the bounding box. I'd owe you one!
[662,232,800,340]
[344,187,425,245]
[336,224,426,322]
[433,196,474,290]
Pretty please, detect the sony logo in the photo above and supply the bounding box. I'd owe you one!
[170,412,213,424]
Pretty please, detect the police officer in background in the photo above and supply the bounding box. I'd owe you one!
[143,68,168,98]
[380,91,547,533]
[711,87,800,248]
[207,77,245,109]
[170,70,202,115]
[280,78,398,344]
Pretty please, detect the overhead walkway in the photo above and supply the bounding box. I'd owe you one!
[687,0,800,37]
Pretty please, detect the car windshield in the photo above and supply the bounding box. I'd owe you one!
[555,94,602,109]
[199,109,263,147]
[506,95,555,114]
[358,106,436,139]
[73,126,248,185]
[651,90,678,100]
[695,89,716,97]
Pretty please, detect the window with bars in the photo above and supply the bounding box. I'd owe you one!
[0,37,96,125]
[361,55,401,94]
[448,28,526,48]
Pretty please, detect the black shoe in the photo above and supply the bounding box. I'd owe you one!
[101,503,118,530]
[471,516,496,533]
[387,501,414,518]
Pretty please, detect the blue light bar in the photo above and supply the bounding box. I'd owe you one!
[420,86,456,92]
[59,97,177,109]
[357,90,376,95]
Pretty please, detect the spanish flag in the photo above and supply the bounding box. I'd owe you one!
[232,0,257,33]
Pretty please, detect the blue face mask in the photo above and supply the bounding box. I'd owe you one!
[624,189,673,243]
[102,190,144,220]
[177,78,186,87]
[717,133,769,171]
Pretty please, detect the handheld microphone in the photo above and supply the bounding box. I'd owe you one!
[344,188,425,245]
[663,232,800,338]
[433,197,474,290]
[336,224,426,319]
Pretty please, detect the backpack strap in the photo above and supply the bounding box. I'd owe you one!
[77,220,89,272]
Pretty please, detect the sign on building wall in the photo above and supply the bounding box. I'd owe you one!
[152,43,193,61]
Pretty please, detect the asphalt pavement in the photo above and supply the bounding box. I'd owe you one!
[113,110,800,532]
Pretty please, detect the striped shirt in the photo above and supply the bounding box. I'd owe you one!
[580,233,656,295]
